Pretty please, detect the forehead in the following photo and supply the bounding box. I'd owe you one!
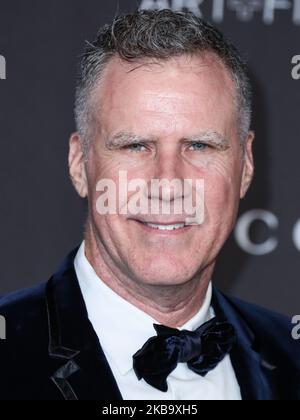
[92,53,237,136]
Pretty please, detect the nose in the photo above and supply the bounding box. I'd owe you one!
[148,147,185,203]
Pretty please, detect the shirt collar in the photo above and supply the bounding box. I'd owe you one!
[74,241,213,376]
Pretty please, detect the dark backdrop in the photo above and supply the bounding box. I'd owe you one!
[0,0,299,316]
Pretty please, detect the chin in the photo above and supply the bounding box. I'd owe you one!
[128,255,200,286]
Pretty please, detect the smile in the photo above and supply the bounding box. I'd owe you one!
[143,223,186,231]
[133,219,193,234]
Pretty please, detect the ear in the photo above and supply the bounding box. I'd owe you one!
[68,133,88,198]
[240,131,255,199]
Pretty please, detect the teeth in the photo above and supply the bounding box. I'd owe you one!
[145,223,185,231]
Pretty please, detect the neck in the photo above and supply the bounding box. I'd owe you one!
[84,221,215,328]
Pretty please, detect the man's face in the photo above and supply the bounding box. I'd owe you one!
[72,53,254,286]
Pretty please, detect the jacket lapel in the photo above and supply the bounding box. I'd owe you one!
[212,289,279,400]
[45,248,123,400]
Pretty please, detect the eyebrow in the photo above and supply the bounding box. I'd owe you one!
[105,130,230,151]
[184,130,230,151]
[105,132,157,149]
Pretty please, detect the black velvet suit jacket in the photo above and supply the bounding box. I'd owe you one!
[0,247,299,400]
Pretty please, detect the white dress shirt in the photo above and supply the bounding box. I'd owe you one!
[74,241,242,400]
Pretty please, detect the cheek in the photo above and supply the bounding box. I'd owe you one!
[86,156,147,234]
[203,160,242,222]
[86,151,124,203]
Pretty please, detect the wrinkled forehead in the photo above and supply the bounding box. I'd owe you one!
[93,52,237,107]
[89,53,238,142]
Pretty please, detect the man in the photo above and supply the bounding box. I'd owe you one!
[0,9,299,400]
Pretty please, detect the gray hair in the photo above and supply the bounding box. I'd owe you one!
[74,9,252,156]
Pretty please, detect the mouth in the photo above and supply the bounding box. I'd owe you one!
[132,219,193,234]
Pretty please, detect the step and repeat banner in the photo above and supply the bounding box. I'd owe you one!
[0,0,299,316]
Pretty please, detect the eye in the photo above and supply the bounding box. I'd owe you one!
[188,142,209,151]
[125,143,147,152]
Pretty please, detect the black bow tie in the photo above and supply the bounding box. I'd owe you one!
[133,317,236,392]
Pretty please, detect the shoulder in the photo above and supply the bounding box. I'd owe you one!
[0,282,47,338]
[0,283,55,398]
[216,290,300,369]
[222,292,293,333]
[0,282,49,356]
